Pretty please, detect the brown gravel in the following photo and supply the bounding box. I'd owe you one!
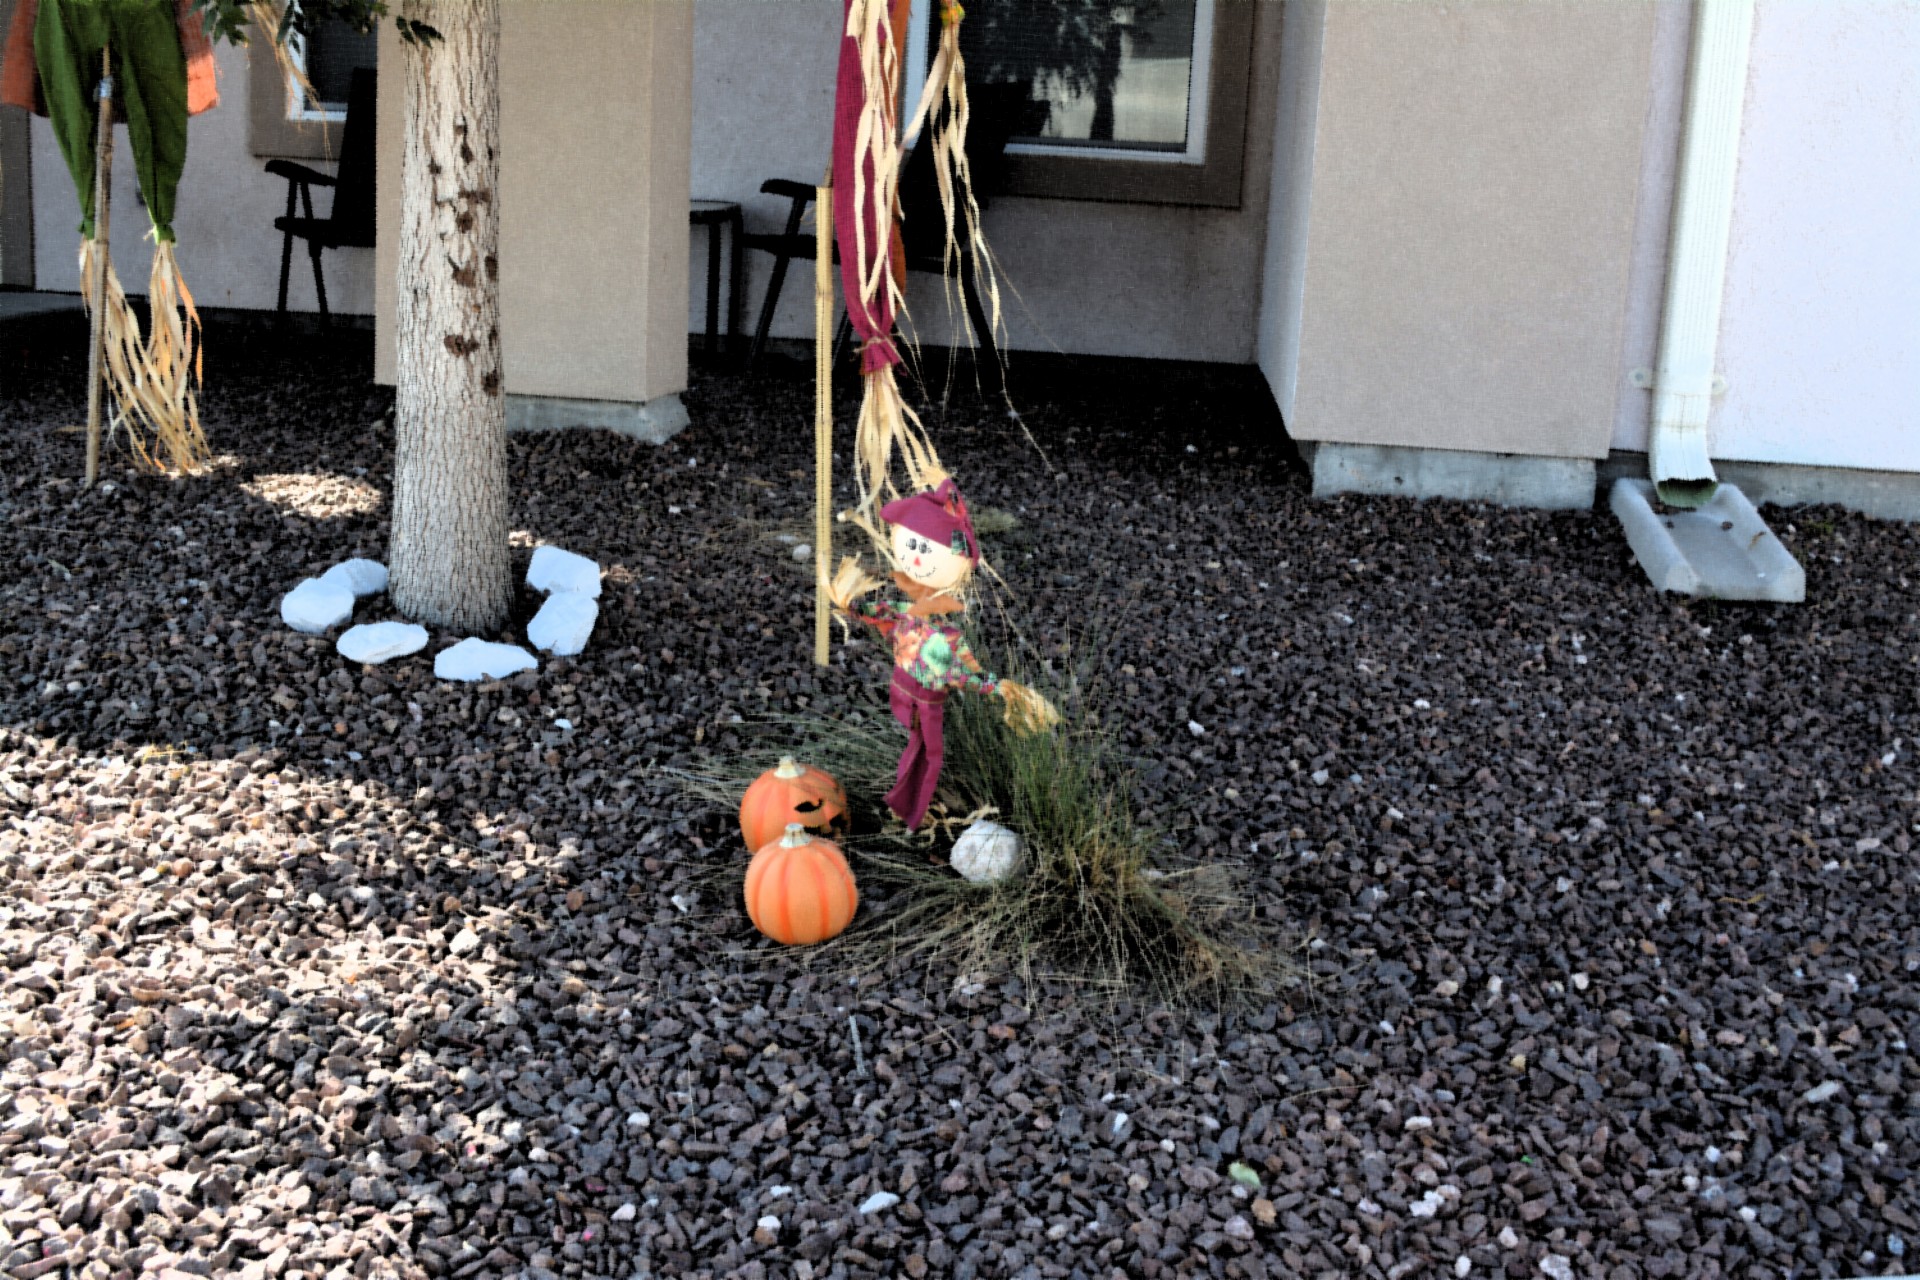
[0,314,1916,1280]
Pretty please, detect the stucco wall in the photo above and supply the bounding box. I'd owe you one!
[27,41,370,313]
[1703,0,1920,473]
[1286,1,1657,458]
[1255,0,1324,420]
[690,0,1285,363]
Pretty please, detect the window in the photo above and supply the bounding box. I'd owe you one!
[286,18,378,122]
[906,0,1256,206]
[248,14,376,159]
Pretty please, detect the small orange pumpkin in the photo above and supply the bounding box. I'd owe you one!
[739,757,847,852]
[744,824,859,945]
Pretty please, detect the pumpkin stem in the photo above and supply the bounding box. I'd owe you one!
[775,757,806,779]
[779,822,812,847]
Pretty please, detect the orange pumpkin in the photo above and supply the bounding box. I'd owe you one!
[739,757,847,852]
[744,824,859,945]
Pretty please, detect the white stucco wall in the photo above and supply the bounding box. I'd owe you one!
[1703,0,1920,473]
[1255,0,1326,421]
[689,0,1282,363]
[29,42,372,313]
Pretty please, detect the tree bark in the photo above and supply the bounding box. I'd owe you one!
[389,0,511,633]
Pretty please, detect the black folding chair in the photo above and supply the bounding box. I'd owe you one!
[742,83,1032,392]
[265,67,375,322]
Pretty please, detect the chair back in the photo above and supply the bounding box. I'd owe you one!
[898,81,1030,264]
[330,68,377,247]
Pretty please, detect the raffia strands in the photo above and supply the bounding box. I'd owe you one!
[77,239,208,474]
[910,5,1004,358]
[996,678,1061,737]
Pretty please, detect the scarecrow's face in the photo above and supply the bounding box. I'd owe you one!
[891,523,971,592]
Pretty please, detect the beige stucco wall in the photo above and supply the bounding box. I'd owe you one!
[1283,0,1658,458]
[375,0,692,405]
[691,0,1286,364]
[1255,0,1325,419]
[27,39,371,311]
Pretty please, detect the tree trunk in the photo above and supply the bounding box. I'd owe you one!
[388,0,511,633]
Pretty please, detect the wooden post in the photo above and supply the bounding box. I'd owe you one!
[813,183,834,668]
[83,46,114,489]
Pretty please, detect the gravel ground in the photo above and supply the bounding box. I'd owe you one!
[0,315,1916,1280]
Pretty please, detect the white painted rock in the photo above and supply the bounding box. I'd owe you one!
[280,578,355,635]
[319,557,389,598]
[950,819,1023,884]
[527,592,598,657]
[337,621,428,665]
[527,545,602,598]
[434,638,538,682]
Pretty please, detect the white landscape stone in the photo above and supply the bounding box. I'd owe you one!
[319,558,389,597]
[434,638,538,683]
[527,592,598,656]
[337,622,428,665]
[280,578,356,635]
[857,1192,900,1216]
[950,820,1023,884]
[527,545,602,598]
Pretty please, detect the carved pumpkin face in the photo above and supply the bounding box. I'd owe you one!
[890,522,971,593]
[743,824,859,946]
[739,757,847,852]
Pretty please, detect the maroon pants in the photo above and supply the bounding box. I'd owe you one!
[886,668,948,830]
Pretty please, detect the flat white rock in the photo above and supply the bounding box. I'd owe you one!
[281,578,356,635]
[858,1192,900,1216]
[527,592,598,656]
[434,638,538,682]
[319,557,389,597]
[337,621,427,665]
[527,545,602,598]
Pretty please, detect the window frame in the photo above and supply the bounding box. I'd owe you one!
[907,0,1257,208]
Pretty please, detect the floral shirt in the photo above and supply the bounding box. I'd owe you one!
[853,595,1000,696]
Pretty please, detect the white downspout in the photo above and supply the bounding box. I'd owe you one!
[1649,0,1756,509]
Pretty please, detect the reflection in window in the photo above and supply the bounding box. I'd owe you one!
[954,0,1210,159]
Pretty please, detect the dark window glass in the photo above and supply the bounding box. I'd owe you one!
[956,0,1200,152]
[305,18,377,113]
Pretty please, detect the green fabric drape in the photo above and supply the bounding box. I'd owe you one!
[35,0,186,240]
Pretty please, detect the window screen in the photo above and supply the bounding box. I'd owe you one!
[304,17,377,113]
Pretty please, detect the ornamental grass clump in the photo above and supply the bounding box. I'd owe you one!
[679,661,1284,1004]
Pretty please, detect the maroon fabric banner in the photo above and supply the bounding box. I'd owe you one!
[831,0,904,375]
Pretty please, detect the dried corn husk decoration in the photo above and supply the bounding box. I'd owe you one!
[5,0,217,477]
[833,0,1001,552]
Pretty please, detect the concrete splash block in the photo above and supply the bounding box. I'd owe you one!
[1610,479,1804,602]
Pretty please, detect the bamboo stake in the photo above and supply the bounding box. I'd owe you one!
[83,46,115,489]
[813,182,834,668]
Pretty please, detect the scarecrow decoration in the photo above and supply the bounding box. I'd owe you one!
[1,0,216,481]
[828,479,1056,831]
[818,0,1002,614]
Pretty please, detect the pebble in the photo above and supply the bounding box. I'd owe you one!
[336,621,428,664]
[526,545,603,597]
[1539,1256,1573,1280]
[1803,1080,1842,1104]
[318,557,388,597]
[1454,1258,1472,1278]
[754,1215,780,1244]
[1223,1215,1254,1241]
[449,927,482,956]
[858,1191,900,1216]
[434,637,539,682]
[1500,1227,1522,1249]
[280,577,355,634]
[612,1203,637,1223]
[527,591,598,657]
